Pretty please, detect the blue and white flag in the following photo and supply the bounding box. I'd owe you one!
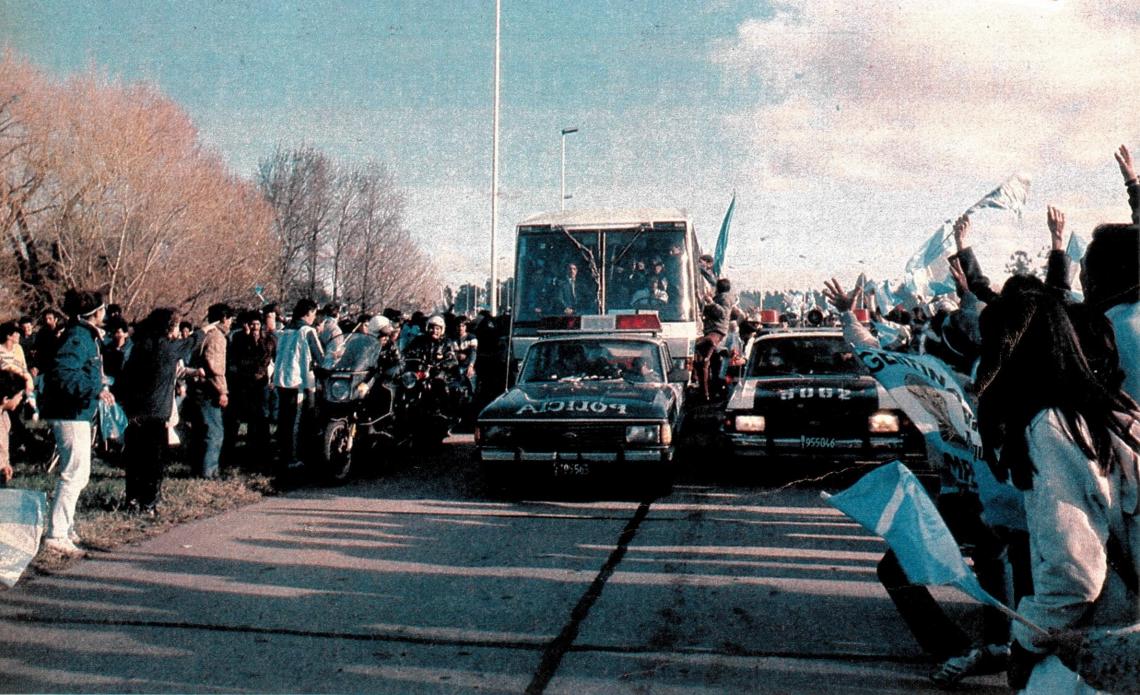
[852,347,1024,530]
[875,279,899,313]
[903,220,957,298]
[904,174,1032,298]
[870,320,902,348]
[713,192,736,277]
[0,489,47,588]
[1066,231,1088,263]
[823,462,1004,609]
[964,173,1032,219]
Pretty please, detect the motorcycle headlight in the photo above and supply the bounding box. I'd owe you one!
[327,378,353,402]
[625,424,665,445]
[400,372,419,389]
[869,410,900,433]
[734,415,766,433]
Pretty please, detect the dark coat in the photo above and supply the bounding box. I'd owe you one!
[114,332,202,421]
[39,320,105,421]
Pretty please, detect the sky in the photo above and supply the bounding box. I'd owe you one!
[2,0,1137,295]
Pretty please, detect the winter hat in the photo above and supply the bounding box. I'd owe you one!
[62,289,104,319]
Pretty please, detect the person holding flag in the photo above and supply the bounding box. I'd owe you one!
[975,274,1140,692]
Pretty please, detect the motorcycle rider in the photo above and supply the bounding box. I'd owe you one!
[404,315,458,414]
[405,315,457,371]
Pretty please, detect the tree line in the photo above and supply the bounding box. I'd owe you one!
[0,52,438,320]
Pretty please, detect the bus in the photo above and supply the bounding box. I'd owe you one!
[509,208,703,370]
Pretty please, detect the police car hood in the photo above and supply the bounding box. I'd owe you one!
[481,381,673,420]
[726,374,880,412]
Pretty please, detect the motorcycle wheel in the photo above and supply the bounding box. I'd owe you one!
[322,419,355,483]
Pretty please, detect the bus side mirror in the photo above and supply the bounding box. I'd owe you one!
[668,367,690,384]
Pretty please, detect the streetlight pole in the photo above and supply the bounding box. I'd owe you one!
[560,127,577,211]
[489,0,501,315]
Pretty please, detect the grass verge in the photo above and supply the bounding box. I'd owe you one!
[11,452,277,576]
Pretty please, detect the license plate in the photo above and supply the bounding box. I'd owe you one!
[801,436,840,449]
[553,461,590,477]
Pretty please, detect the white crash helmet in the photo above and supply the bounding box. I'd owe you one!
[426,315,446,329]
[366,315,393,336]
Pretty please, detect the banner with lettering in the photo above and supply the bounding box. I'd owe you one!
[853,347,1024,530]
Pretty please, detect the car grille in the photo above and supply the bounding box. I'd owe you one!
[508,423,627,450]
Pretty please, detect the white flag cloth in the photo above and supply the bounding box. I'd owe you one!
[852,347,1025,531]
[0,488,47,588]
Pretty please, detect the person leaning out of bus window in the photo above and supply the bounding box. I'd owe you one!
[554,262,587,315]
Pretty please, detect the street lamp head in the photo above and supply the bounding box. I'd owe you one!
[561,127,578,135]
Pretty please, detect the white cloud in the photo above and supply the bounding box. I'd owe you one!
[712,0,1140,186]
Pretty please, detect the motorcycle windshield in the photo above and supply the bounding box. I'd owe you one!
[323,333,382,372]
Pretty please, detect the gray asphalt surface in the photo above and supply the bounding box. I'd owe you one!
[0,436,1007,694]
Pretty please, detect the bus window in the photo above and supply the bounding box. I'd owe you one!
[605,228,692,321]
[516,232,600,318]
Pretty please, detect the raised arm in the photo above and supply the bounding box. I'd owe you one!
[1116,145,1139,224]
[948,215,999,304]
[1044,205,1072,291]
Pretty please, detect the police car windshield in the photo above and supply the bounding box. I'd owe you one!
[520,339,664,383]
[748,335,865,377]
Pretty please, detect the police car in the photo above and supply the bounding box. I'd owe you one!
[476,313,687,487]
[721,327,929,476]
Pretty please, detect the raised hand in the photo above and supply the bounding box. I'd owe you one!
[1116,144,1136,183]
[1047,205,1066,251]
[948,257,968,294]
[952,214,971,252]
[822,278,861,313]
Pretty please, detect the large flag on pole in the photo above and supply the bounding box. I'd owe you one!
[823,461,1045,635]
[712,192,736,277]
[903,174,1032,298]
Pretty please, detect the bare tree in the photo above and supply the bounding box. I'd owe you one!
[0,52,275,318]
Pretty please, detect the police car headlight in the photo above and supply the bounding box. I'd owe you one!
[476,425,509,445]
[734,415,766,433]
[327,378,353,402]
[868,410,900,433]
[625,424,661,445]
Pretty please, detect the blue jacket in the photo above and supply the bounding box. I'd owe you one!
[40,320,105,421]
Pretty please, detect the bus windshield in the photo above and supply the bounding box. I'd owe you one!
[514,227,692,322]
[605,228,690,321]
[516,231,601,319]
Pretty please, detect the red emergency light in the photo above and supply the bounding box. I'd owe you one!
[539,315,582,330]
[614,314,662,331]
[852,308,870,323]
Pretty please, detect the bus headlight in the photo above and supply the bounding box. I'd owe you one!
[734,415,766,433]
[626,424,665,445]
[868,410,900,433]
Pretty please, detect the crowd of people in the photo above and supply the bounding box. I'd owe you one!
[1,146,1136,692]
[0,296,510,553]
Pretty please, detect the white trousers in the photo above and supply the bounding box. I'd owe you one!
[47,420,92,540]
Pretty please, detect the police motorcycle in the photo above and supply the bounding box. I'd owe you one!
[313,327,409,482]
[393,315,468,448]
[397,356,464,449]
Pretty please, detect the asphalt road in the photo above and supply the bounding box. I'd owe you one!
[0,436,1007,694]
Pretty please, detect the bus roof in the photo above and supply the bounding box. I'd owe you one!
[517,208,691,229]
